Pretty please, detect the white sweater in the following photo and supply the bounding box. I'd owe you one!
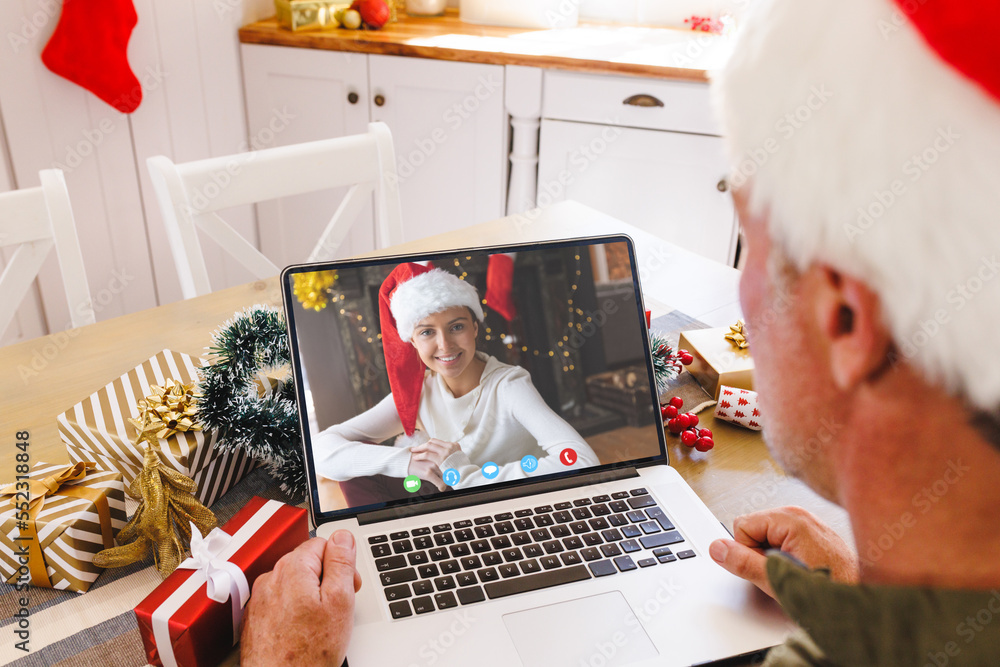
[313,353,600,488]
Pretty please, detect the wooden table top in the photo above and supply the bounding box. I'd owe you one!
[0,201,849,543]
[239,9,733,81]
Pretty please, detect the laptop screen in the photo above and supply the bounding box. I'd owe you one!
[283,236,667,522]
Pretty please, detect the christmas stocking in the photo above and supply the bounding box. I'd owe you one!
[486,253,518,322]
[41,0,142,113]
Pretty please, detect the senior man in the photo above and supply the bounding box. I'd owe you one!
[240,0,1000,664]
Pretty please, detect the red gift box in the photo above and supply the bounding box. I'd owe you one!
[134,497,309,667]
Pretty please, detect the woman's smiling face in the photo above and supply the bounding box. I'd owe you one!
[411,306,480,380]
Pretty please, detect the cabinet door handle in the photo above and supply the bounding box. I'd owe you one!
[717,178,728,192]
[348,92,359,104]
[623,94,664,108]
[374,94,386,107]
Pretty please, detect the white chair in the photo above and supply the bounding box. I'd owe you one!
[147,122,404,299]
[0,169,94,337]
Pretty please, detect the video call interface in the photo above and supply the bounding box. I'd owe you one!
[285,240,666,516]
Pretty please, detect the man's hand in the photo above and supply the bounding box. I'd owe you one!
[241,530,362,667]
[709,506,858,599]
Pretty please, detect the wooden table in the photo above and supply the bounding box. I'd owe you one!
[0,200,849,542]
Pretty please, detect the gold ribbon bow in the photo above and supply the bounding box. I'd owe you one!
[1,462,114,588]
[724,319,749,350]
[127,379,202,441]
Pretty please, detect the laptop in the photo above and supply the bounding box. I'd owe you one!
[281,235,791,667]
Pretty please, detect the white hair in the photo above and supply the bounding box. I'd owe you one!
[712,0,1000,411]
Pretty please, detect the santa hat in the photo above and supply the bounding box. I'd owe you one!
[379,264,485,436]
[713,0,1000,412]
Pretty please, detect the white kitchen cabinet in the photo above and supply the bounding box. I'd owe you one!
[537,71,737,265]
[368,55,506,241]
[241,45,507,252]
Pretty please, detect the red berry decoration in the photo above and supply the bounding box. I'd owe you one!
[667,418,684,434]
[677,413,692,429]
[687,413,699,427]
[669,396,684,409]
[661,404,678,419]
[695,437,715,452]
[698,428,713,438]
[352,0,390,28]
[680,430,698,447]
[680,352,694,365]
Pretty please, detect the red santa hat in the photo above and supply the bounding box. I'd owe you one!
[379,263,485,436]
[713,0,1000,412]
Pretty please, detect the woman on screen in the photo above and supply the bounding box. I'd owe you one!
[313,262,599,501]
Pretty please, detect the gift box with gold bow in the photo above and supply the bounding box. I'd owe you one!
[57,349,254,507]
[0,462,126,593]
[677,324,755,399]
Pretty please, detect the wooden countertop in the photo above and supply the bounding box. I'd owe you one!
[239,9,733,81]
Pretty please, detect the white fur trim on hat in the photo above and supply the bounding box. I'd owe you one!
[713,0,1000,411]
[389,269,485,342]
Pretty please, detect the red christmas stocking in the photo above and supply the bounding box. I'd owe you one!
[486,253,518,322]
[41,0,142,113]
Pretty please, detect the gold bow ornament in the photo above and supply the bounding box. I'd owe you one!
[1,462,124,591]
[724,319,749,350]
[127,378,202,441]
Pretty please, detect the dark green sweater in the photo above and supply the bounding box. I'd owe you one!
[764,554,1000,666]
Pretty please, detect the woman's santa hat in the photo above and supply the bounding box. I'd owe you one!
[379,263,484,436]
[713,0,1000,412]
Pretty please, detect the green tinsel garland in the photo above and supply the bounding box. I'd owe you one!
[197,306,306,499]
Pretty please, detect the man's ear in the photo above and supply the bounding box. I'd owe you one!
[813,266,893,391]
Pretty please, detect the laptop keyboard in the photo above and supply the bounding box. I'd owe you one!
[367,488,696,619]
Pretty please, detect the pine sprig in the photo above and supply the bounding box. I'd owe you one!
[649,331,684,395]
[197,306,306,499]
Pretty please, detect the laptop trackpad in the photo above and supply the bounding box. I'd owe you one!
[502,591,659,667]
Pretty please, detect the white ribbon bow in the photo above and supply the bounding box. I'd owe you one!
[178,522,251,646]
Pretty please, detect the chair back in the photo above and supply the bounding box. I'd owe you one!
[147,122,403,298]
[0,169,94,336]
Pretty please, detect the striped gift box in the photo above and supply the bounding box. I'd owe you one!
[57,349,255,507]
[0,462,126,593]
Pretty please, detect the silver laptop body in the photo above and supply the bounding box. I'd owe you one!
[282,236,791,667]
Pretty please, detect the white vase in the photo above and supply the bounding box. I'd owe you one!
[407,0,447,16]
